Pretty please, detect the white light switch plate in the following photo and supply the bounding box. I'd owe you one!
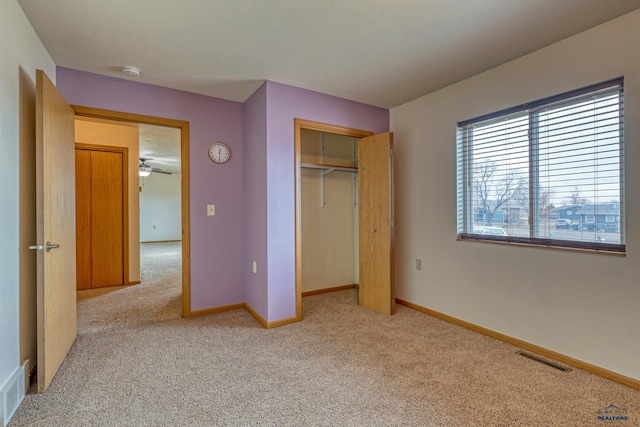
[207,204,216,216]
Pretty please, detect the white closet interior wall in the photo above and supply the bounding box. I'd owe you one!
[301,129,359,292]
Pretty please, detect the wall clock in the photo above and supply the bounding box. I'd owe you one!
[208,142,231,164]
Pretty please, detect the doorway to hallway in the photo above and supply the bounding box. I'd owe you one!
[73,106,192,316]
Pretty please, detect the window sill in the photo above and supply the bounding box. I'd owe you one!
[457,235,625,257]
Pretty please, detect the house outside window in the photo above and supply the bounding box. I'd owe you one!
[457,78,625,253]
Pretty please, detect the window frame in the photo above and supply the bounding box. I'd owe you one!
[457,78,625,254]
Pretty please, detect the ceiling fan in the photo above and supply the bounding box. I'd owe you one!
[139,158,172,176]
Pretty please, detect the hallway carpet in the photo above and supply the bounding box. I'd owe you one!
[10,242,639,426]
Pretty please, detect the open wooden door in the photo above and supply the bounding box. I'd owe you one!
[358,132,394,315]
[34,69,77,392]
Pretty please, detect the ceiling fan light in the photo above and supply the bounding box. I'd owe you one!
[139,163,152,177]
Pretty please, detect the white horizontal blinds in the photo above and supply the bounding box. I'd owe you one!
[465,113,529,235]
[533,86,623,243]
[455,128,466,234]
[456,78,624,251]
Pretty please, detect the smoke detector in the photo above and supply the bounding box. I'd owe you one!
[122,66,141,78]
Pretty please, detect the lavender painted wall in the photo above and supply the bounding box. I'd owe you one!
[264,81,389,321]
[56,67,244,311]
[55,68,389,322]
[242,83,268,318]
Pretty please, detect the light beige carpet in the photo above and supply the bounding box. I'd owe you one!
[10,242,639,426]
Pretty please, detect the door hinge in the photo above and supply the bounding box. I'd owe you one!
[390,148,394,156]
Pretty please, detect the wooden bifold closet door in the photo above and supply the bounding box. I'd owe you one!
[75,148,124,289]
[358,132,395,315]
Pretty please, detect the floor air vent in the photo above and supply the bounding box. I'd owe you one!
[516,350,572,372]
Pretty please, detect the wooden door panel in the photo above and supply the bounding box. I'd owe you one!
[358,132,394,315]
[36,69,77,392]
[75,150,91,290]
[90,150,124,288]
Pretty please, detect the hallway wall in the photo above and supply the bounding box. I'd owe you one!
[140,172,182,242]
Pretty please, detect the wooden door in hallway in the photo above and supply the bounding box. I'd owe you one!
[75,146,125,289]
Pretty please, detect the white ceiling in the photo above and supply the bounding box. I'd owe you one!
[18,0,640,109]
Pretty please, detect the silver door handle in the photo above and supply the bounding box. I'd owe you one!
[28,242,59,252]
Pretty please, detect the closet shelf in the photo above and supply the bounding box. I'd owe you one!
[301,162,358,175]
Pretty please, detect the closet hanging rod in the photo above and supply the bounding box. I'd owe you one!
[301,162,358,174]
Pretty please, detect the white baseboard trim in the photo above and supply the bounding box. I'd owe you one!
[0,361,27,427]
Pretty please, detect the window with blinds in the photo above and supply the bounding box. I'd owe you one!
[457,78,625,253]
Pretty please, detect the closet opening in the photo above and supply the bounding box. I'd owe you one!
[296,119,394,319]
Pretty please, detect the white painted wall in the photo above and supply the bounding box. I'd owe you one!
[139,172,181,242]
[391,10,640,381]
[0,0,56,422]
